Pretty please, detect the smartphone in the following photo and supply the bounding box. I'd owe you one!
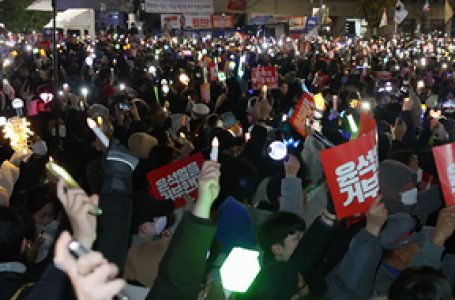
[118,103,130,111]
[68,240,130,299]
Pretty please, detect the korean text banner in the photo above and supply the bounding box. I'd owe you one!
[147,152,204,208]
[432,142,455,206]
[251,67,278,90]
[161,14,212,30]
[145,0,214,14]
[289,92,314,137]
[320,120,380,219]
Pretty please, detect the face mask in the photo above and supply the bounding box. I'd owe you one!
[32,140,48,156]
[153,216,167,235]
[400,188,418,206]
[59,125,66,138]
[416,168,423,183]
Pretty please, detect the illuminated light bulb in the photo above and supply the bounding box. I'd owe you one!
[162,84,170,94]
[417,80,425,89]
[96,116,103,126]
[220,247,261,293]
[85,56,94,67]
[148,66,157,76]
[361,101,371,111]
[268,141,288,161]
[119,83,126,91]
[245,132,251,142]
[313,93,326,111]
[179,73,190,85]
[81,87,89,98]
[421,57,426,67]
[3,58,11,68]
[3,117,33,153]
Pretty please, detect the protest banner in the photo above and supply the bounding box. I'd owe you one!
[320,116,380,219]
[145,0,214,14]
[289,92,315,137]
[147,152,204,208]
[432,142,455,206]
[251,66,279,90]
[212,15,235,28]
[161,14,212,30]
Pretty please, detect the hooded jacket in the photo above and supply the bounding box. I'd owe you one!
[379,160,443,221]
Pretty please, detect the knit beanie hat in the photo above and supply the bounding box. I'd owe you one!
[128,133,158,159]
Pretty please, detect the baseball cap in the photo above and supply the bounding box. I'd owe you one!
[380,213,431,250]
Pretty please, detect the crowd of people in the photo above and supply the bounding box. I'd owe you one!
[0,27,455,300]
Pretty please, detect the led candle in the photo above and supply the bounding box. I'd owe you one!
[87,118,109,147]
[210,137,219,161]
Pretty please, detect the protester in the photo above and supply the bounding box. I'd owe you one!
[0,25,455,300]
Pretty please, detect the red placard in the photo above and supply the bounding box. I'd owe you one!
[251,66,279,90]
[320,118,380,219]
[289,92,314,137]
[146,153,204,208]
[209,61,218,82]
[212,15,235,28]
[432,143,455,206]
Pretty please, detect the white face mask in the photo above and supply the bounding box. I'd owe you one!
[153,216,167,235]
[400,188,418,205]
[416,168,423,183]
[32,140,48,156]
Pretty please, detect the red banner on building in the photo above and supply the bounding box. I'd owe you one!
[227,0,246,11]
[251,66,279,90]
[432,143,455,206]
[147,152,204,208]
[212,15,235,28]
[289,92,314,137]
[320,117,380,219]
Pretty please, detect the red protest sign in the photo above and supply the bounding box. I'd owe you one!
[251,66,278,90]
[320,121,380,219]
[146,152,204,208]
[289,92,314,137]
[432,143,455,206]
[209,61,218,82]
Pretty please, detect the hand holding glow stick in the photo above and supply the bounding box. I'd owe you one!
[87,118,109,147]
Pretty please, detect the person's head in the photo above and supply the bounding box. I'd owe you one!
[381,214,428,270]
[389,266,452,300]
[258,212,305,263]
[280,82,289,95]
[389,149,419,172]
[379,160,418,209]
[0,207,35,262]
[23,184,59,227]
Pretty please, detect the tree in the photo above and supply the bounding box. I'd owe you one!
[355,0,396,36]
[4,0,51,32]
